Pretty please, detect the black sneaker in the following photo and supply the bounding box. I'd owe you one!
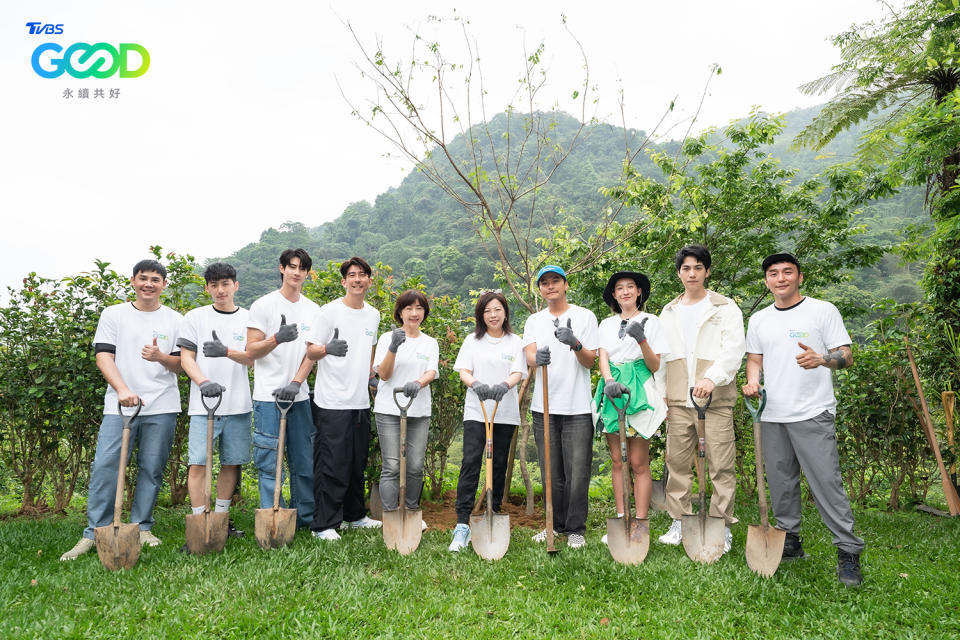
[837,549,863,587]
[179,543,190,554]
[781,532,808,561]
[227,520,245,538]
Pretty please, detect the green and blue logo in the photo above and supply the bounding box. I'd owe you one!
[32,42,150,78]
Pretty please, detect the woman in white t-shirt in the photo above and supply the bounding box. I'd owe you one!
[373,290,439,516]
[448,291,526,552]
[594,271,668,539]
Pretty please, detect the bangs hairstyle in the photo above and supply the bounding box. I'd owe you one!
[340,256,372,278]
[132,259,166,280]
[674,244,711,272]
[393,289,430,324]
[203,262,237,283]
[474,291,512,338]
[279,248,312,272]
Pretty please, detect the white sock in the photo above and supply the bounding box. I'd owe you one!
[214,499,231,513]
[191,506,205,515]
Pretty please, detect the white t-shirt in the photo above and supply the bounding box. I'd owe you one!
[745,297,851,423]
[247,290,320,403]
[598,312,669,364]
[373,331,439,418]
[675,296,711,367]
[179,305,253,416]
[453,332,528,425]
[93,302,183,416]
[522,305,599,415]
[310,299,380,410]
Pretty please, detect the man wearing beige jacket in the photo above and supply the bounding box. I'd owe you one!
[657,245,745,554]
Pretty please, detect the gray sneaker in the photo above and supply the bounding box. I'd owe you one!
[448,523,471,552]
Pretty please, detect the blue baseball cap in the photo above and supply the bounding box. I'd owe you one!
[536,265,567,285]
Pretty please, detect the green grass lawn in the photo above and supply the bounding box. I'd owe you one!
[2,500,958,639]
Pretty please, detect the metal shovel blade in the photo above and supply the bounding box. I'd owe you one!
[606,516,649,565]
[470,512,510,560]
[369,483,383,521]
[382,507,422,555]
[650,470,668,513]
[746,524,786,578]
[94,522,141,571]
[185,511,229,555]
[681,511,726,564]
[254,507,296,550]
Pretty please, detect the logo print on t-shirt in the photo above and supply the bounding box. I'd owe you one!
[788,329,809,338]
[152,330,168,341]
[364,328,375,337]
[502,353,514,362]
[416,352,429,361]
[232,332,244,343]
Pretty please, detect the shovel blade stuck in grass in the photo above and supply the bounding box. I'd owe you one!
[606,516,649,565]
[383,507,422,556]
[185,511,229,555]
[94,523,141,571]
[255,507,296,550]
[471,509,510,560]
[746,524,786,577]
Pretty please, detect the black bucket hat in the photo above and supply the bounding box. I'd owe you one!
[603,271,651,313]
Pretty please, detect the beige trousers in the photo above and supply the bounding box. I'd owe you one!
[664,405,738,524]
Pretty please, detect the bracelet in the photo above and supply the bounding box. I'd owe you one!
[573,341,583,352]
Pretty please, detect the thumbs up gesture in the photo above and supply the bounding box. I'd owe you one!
[141,336,163,362]
[554,318,581,350]
[274,313,298,344]
[203,330,230,358]
[388,325,406,353]
[325,327,348,357]
[795,341,824,369]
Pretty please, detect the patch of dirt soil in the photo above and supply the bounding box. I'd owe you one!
[417,491,545,532]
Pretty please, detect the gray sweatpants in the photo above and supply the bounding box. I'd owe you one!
[761,410,865,555]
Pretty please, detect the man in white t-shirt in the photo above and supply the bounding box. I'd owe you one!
[177,262,253,541]
[743,253,864,587]
[657,245,745,554]
[61,260,184,560]
[306,257,382,541]
[522,265,599,549]
[247,249,320,529]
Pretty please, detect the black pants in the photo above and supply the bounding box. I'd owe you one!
[455,420,516,524]
[311,407,370,532]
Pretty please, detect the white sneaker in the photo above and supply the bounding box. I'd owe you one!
[723,527,732,554]
[139,530,161,547]
[531,528,559,543]
[347,516,382,529]
[448,523,471,552]
[567,533,586,549]
[60,537,95,561]
[601,534,608,545]
[421,520,428,531]
[658,519,682,545]
[312,528,341,541]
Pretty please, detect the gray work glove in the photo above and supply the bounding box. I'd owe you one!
[368,373,379,395]
[402,381,421,398]
[202,330,229,358]
[272,380,301,402]
[554,318,580,350]
[388,326,406,353]
[199,380,226,397]
[325,328,348,357]
[274,314,298,344]
[535,345,551,366]
[472,381,491,401]
[489,382,509,402]
[603,379,628,400]
[623,317,648,345]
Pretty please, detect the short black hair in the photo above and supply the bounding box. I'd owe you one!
[203,262,237,283]
[474,291,513,339]
[132,259,166,280]
[393,289,430,324]
[279,248,312,272]
[340,256,372,278]
[761,252,801,274]
[675,244,711,272]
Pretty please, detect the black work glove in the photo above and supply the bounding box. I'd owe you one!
[199,380,226,397]
[388,326,406,353]
[325,328,348,357]
[535,346,551,366]
[202,330,229,358]
[623,317,648,345]
[274,314,298,344]
[272,380,301,402]
[402,381,421,398]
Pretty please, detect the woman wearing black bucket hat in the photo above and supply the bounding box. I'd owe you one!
[593,271,668,545]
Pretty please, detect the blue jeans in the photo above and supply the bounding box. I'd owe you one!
[83,412,177,539]
[253,400,316,529]
[376,413,429,511]
[188,412,252,466]
[533,412,593,536]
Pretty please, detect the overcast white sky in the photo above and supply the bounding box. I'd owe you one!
[0,0,894,295]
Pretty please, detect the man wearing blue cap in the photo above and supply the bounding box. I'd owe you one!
[522,265,599,548]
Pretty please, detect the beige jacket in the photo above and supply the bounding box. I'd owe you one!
[657,291,745,408]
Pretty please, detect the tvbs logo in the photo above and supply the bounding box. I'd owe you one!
[27,22,149,79]
[26,22,63,35]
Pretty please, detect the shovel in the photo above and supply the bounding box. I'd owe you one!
[369,482,383,521]
[185,391,229,555]
[606,389,650,565]
[681,389,726,564]
[650,425,669,512]
[471,400,510,560]
[94,400,143,571]
[382,388,423,555]
[744,390,785,577]
[254,398,297,550]
[541,365,558,554]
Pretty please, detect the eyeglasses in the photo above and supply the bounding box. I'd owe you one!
[618,319,628,339]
